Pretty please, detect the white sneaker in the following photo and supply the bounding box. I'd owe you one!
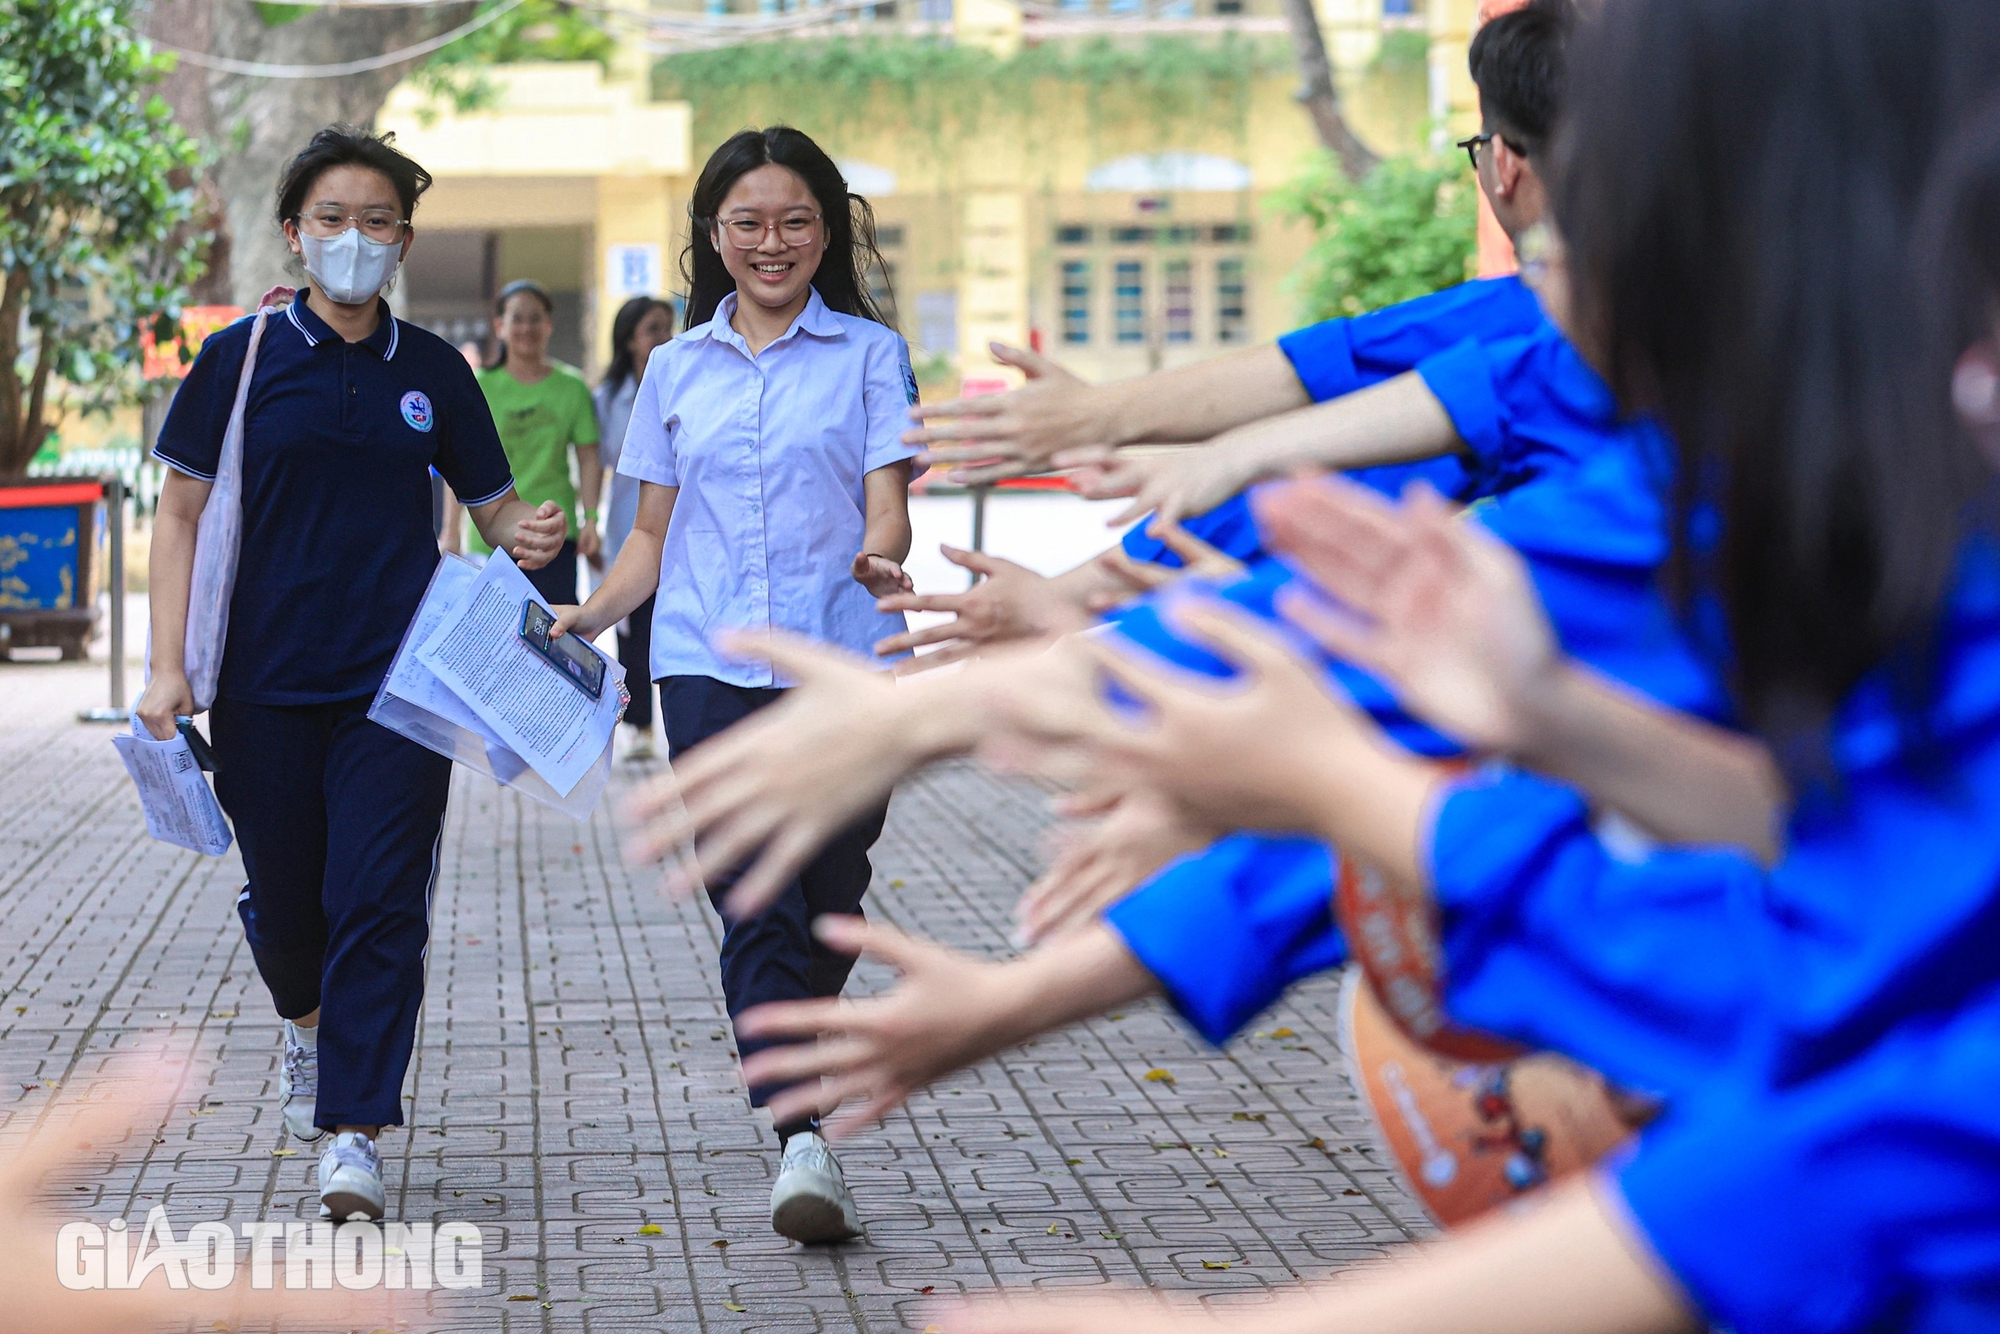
[279,1020,325,1143]
[317,1132,385,1222]
[769,1131,860,1243]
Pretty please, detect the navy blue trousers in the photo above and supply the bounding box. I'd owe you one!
[209,695,451,1130]
[661,675,888,1139]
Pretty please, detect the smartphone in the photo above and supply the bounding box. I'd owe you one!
[175,716,219,772]
[519,600,607,700]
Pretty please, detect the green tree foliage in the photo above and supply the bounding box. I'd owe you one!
[408,0,616,117]
[654,34,1288,157]
[1273,152,1477,322]
[0,0,205,474]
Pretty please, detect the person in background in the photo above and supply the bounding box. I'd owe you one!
[548,125,920,1245]
[592,294,677,760]
[467,279,602,604]
[136,125,564,1223]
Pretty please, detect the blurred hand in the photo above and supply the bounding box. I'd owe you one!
[906,344,1100,484]
[1078,518,1250,615]
[983,598,1417,843]
[133,670,193,741]
[736,916,1030,1132]
[1056,439,1278,529]
[622,632,920,917]
[874,545,1093,672]
[510,500,566,570]
[1255,476,1561,753]
[1016,789,1207,946]
[577,519,602,560]
[8,1055,395,1331]
[852,551,915,599]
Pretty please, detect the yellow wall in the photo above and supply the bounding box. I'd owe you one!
[382,22,1430,391]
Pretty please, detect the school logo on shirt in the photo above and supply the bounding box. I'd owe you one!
[400,391,434,433]
[901,361,920,407]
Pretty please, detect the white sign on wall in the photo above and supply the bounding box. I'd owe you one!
[605,244,663,300]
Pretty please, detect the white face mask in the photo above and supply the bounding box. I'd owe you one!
[298,228,403,305]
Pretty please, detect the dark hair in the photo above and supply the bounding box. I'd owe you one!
[275,125,432,228]
[1921,100,2000,412]
[491,279,555,370]
[602,296,675,392]
[680,126,893,331]
[1467,0,1575,156]
[1551,0,2000,744]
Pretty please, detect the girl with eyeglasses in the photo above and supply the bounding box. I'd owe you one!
[548,125,921,1244]
[137,125,566,1222]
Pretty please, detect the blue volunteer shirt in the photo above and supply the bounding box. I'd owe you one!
[1101,417,1725,1044]
[1128,284,1576,572]
[154,293,514,704]
[1123,275,1549,570]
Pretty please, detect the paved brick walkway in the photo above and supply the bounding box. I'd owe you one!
[1,660,1429,1331]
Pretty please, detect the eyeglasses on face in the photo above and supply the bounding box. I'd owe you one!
[716,213,823,250]
[295,209,409,243]
[1455,132,1497,173]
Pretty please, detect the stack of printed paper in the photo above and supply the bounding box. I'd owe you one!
[370,549,626,819]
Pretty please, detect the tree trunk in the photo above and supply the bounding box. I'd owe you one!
[1278,0,1379,183]
[146,0,475,307]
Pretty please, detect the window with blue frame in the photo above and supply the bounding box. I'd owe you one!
[1114,260,1146,344]
[1060,261,1092,345]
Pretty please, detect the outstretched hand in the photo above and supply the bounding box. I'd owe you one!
[983,597,1441,880]
[7,1054,396,1332]
[1054,433,1282,530]
[622,631,923,918]
[1080,517,1249,613]
[874,545,1093,671]
[1254,475,1561,753]
[1015,789,1208,946]
[736,916,1025,1133]
[905,344,1100,484]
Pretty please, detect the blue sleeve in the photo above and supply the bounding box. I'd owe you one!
[1276,277,1546,404]
[1101,558,1465,758]
[1616,985,2000,1334]
[1103,837,1346,1045]
[1119,492,1262,567]
[430,349,514,508]
[153,317,253,481]
[1418,324,1629,498]
[1425,770,1763,1101]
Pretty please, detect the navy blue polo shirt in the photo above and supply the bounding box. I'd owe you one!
[155,292,514,705]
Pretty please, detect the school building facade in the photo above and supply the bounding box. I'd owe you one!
[379,0,1496,397]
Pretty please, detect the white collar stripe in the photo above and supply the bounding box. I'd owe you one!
[384,317,399,362]
[284,301,320,346]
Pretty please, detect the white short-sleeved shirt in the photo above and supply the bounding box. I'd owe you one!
[616,289,924,687]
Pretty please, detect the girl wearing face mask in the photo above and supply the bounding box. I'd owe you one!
[464,280,603,607]
[137,125,566,1223]
[592,295,678,761]
[548,126,919,1245]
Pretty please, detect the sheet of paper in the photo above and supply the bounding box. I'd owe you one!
[383,557,519,757]
[112,724,233,856]
[413,548,622,797]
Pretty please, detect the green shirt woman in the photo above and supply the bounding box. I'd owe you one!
[469,279,602,604]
